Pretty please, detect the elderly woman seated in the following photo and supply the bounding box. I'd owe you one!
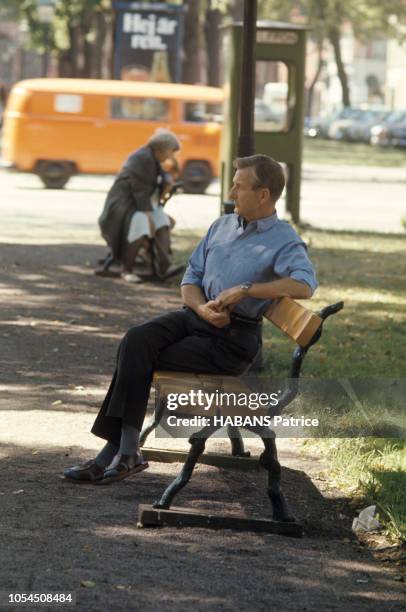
[95,128,184,282]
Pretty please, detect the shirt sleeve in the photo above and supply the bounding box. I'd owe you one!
[273,240,318,294]
[181,233,210,288]
[181,216,223,288]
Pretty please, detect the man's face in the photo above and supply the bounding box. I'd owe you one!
[228,167,264,219]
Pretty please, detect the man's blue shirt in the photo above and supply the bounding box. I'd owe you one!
[181,212,318,319]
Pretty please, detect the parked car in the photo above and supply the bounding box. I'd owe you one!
[327,108,382,140]
[370,110,406,146]
[344,110,391,143]
[382,119,406,148]
[305,107,361,139]
[254,99,280,123]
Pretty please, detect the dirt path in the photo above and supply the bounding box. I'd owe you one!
[0,242,404,612]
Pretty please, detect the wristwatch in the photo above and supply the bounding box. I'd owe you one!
[240,282,252,296]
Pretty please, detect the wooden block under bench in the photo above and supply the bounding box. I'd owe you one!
[138,504,303,537]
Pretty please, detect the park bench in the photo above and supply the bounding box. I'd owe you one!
[138,297,343,536]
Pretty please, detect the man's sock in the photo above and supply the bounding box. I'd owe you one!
[119,423,141,458]
[94,441,119,468]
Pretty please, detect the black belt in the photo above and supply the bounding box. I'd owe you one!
[230,313,262,328]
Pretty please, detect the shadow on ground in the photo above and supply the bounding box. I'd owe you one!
[1,444,404,612]
[1,241,405,611]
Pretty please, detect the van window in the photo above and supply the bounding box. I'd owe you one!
[54,94,83,113]
[183,102,222,123]
[110,97,169,121]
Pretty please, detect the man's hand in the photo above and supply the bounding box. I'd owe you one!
[213,286,245,311]
[181,285,229,327]
[197,301,231,328]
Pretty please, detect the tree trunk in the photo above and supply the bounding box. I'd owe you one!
[105,13,115,79]
[83,29,93,77]
[306,37,324,117]
[329,26,350,107]
[93,11,107,78]
[204,6,221,86]
[182,0,201,83]
[57,25,75,77]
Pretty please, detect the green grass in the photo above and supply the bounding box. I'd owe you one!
[306,438,406,543]
[303,137,406,167]
[172,226,406,543]
[289,381,405,438]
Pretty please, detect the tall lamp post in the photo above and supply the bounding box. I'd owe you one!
[238,0,262,368]
[37,0,55,77]
[237,0,257,157]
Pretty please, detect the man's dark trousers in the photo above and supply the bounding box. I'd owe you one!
[91,308,261,445]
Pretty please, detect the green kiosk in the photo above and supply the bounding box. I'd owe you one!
[221,21,308,223]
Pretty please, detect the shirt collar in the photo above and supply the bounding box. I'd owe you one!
[237,215,247,229]
[237,211,279,232]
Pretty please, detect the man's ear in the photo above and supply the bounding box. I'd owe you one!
[260,187,271,203]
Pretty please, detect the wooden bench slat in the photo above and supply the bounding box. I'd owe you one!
[264,297,322,347]
[153,371,254,415]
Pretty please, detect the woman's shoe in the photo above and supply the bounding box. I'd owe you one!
[94,268,121,278]
[122,273,143,283]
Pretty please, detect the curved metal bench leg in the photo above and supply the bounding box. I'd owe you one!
[262,437,295,523]
[245,425,295,523]
[153,424,221,509]
[226,425,251,457]
[140,398,166,447]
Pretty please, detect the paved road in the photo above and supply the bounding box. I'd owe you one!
[1,163,405,245]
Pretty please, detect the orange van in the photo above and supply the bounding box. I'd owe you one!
[2,78,223,193]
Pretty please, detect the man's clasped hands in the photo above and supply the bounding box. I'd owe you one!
[197,286,246,328]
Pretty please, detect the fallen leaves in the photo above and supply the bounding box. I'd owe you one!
[187,544,202,553]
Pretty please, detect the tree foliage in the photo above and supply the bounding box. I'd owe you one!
[261,0,406,106]
[0,0,112,76]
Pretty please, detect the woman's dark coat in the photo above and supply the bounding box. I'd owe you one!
[98,144,165,261]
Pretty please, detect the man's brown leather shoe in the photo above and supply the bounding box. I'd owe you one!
[63,460,105,483]
[95,454,149,485]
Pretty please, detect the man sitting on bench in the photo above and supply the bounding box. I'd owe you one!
[64,154,317,485]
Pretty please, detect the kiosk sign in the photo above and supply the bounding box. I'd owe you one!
[113,2,185,82]
[256,30,299,45]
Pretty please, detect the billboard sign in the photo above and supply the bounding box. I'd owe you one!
[113,2,185,82]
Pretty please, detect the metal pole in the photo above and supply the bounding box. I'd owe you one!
[237,0,257,157]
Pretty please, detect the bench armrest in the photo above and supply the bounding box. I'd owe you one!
[264,297,323,347]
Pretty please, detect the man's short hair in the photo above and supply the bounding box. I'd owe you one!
[233,154,285,203]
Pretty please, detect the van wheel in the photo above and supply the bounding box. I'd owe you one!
[181,161,212,194]
[36,161,75,189]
